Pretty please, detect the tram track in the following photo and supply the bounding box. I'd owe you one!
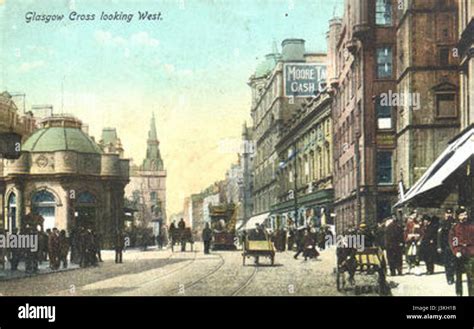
[164,253,226,296]
[231,265,258,296]
[47,249,197,296]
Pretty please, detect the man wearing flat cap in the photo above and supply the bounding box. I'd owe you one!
[449,206,474,296]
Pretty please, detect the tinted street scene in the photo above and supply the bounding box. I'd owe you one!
[0,0,473,298]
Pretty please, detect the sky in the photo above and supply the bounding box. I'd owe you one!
[0,0,342,216]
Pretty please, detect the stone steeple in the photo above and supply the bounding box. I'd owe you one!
[142,113,164,171]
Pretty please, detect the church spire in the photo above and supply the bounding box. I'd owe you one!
[142,113,164,171]
[148,112,158,141]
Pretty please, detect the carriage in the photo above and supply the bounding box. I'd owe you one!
[170,227,194,252]
[336,246,388,295]
[242,238,275,266]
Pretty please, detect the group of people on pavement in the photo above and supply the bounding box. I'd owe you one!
[0,225,71,274]
[0,222,131,274]
[366,206,474,296]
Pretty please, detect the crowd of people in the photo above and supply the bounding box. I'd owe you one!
[359,206,474,296]
[0,224,129,274]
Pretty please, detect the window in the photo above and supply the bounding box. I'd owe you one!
[376,0,392,26]
[150,192,157,202]
[439,48,450,66]
[376,151,393,184]
[436,93,456,118]
[376,47,393,78]
[376,97,392,129]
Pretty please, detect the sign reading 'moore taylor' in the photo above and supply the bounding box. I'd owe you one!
[284,63,327,97]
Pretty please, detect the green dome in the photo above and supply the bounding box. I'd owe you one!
[255,53,279,78]
[22,118,102,154]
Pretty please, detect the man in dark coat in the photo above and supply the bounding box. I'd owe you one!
[420,215,439,275]
[449,206,474,296]
[202,223,213,254]
[384,216,404,276]
[437,208,456,285]
[48,228,60,270]
[115,231,125,264]
[58,230,69,269]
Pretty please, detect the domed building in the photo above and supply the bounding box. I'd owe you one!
[1,114,130,247]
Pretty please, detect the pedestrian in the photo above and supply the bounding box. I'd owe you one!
[58,230,70,269]
[86,229,98,267]
[293,228,306,260]
[288,228,296,251]
[115,231,125,264]
[37,226,48,264]
[78,227,88,267]
[385,215,404,276]
[9,228,21,271]
[94,232,103,262]
[202,223,213,254]
[178,218,186,230]
[449,206,474,296]
[70,226,80,264]
[303,229,319,261]
[169,221,177,251]
[404,214,422,274]
[420,215,439,275]
[437,208,457,285]
[24,224,39,274]
[48,228,60,270]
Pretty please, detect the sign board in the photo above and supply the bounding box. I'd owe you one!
[284,63,326,97]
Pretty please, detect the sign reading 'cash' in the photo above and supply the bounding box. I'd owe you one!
[284,63,326,97]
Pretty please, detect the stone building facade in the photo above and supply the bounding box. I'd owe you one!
[273,91,334,229]
[248,39,326,217]
[125,114,167,230]
[1,114,129,248]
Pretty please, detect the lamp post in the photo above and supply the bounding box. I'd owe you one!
[293,142,299,229]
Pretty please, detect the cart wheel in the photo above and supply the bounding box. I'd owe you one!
[270,256,275,266]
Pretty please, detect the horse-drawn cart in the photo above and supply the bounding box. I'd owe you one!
[242,239,275,266]
[336,246,388,294]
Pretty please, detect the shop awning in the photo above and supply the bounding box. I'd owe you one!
[394,126,474,208]
[240,212,270,231]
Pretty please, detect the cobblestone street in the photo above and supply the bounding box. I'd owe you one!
[0,243,342,296]
[0,243,467,296]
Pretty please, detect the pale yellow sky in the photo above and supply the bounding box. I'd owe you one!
[62,87,251,217]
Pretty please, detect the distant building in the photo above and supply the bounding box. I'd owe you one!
[125,114,167,234]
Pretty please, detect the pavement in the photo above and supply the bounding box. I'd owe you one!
[0,243,469,296]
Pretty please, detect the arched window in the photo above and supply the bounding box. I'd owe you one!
[7,193,17,231]
[32,190,55,204]
[32,190,56,230]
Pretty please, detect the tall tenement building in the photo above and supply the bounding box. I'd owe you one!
[248,39,326,222]
[459,0,474,129]
[395,0,460,192]
[330,0,461,231]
